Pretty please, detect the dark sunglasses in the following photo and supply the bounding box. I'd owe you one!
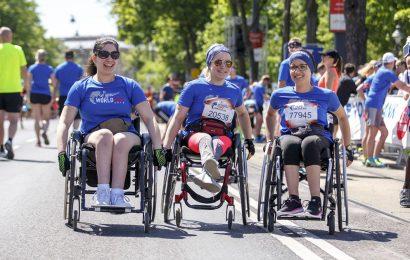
[288,42,302,49]
[290,63,309,72]
[96,50,120,60]
[214,59,233,68]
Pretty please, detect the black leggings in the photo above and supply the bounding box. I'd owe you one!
[280,135,330,167]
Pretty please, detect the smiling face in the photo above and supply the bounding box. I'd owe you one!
[91,43,119,77]
[209,52,232,82]
[290,59,312,85]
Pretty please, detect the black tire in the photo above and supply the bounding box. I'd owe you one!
[163,164,177,223]
[237,142,247,226]
[63,172,69,220]
[275,155,283,212]
[268,209,275,232]
[144,141,156,223]
[328,212,335,235]
[263,156,275,228]
[73,210,78,231]
[342,161,349,226]
[334,144,343,232]
[257,152,269,222]
[144,209,150,233]
[67,156,77,226]
[175,208,182,227]
[227,210,233,230]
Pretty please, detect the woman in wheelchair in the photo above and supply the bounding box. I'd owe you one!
[56,37,166,208]
[265,51,353,218]
[163,44,255,193]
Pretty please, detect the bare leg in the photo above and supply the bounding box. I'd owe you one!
[41,103,51,133]
[306,165,321,197]
[284,165,300,196]
[31,104,41,145]
[0,110,5,145]
[375,125,388,157]
[85,129,114,184]
[254,112,263,137]
[111,132,140,188]
[361,125,369,158]
[366,126,378,158]
[6,112,20,140]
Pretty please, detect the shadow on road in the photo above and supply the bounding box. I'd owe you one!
[304,228,398,242]
[72,222,196,239]
[176,219,265,238]
[10,158,55,163]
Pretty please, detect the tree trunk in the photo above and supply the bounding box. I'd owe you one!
[282,0,291,60]
[344,0,367,66]
[306,0,318,44]
[229,0,246,77]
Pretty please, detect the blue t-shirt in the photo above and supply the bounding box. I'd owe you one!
[226,75,248,91]
[28,63,54,96]
[156,101,176,117]
[252,83,265,107]
[278,59,295,87]
[161,84,174,101]
[269,86,341,142]
[65,75,146,134]
[55,61,83,96]
[178,78,243,128]
[365,67,398,109]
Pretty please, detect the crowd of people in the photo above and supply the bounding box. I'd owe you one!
[1,25,409,209]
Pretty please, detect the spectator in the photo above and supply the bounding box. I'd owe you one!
[278,38,303,88]
[160,73,180,101]
[226,65,248,91]
[337,63,357,107]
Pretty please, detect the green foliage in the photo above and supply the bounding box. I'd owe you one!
[0,0,63,66]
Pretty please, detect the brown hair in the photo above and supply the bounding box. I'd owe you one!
[86,37,119,76]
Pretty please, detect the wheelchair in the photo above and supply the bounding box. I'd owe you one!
[161,132,250,229]
[63,116,157,233]
[257,132,349,235]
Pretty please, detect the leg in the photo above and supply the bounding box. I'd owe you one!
[361,125,369,163]
[40,103,51,134]
[84,129,114,184]
[0,110,5,146]
[375,125,388,157]
[404,156,410,189]
[211,135,232,161]
[366,126,378,158]
[401,155,410,207]
[111,132,140,188]
[31,104,42,145]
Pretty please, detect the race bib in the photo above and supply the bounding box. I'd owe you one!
[284,101,318,127]
[202,97,235,125]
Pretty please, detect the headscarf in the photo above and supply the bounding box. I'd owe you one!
[205,44,231,68]
[288,51,314,73]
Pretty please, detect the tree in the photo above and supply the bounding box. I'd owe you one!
[0,0,63,66]
[344,0,367,66]
[281,0,291,60]
[306,0,318,44]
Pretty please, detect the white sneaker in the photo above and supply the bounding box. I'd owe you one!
[203,158,220,180]
[192,170,221,193]
[111,193,132,208]
[92,188,110,207]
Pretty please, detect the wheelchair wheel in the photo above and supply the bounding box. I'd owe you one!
[163,139,179,222]
[268,209,275,232]
[63,172,69,220]
[73,210,78,231]
[341,147,349,227]
[334,144,343,232]
[327,212,335,235]
[262,154,274,228]
[143,140,156,223]
[144,205,150,233]
[257,145,270,222]
[236,140,248,226]
[175,208,182,227]
[227,210,234,230]
[67,153,77,226]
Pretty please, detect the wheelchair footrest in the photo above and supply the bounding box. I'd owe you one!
[277,215,323,221]
[92,205,134,213]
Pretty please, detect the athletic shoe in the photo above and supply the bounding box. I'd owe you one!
[0,146,5,158]
[92,188,110,207]
[254,135,266,143]
[203,158,220,179]
[277,197,304,216]
[4,140,14,160]
[111,193,132,208]
[400,189,410,207]
[305,197,322,218]
[374,157,386,168]
[365,158,382,168]
[358,155,367,165]
[41,132,49,145]
[192,170,221,193]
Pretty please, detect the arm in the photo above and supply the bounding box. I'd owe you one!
[235,104,253,139]
[356,84,366,101]
[56,105,78,153]
[265,106,277,141]
[392,80,410,93]
[325,69,336,90]
[51,74,58,101]
[278,80,286,88]
[163,104,188,149]
[25,72,32,97]
[136,101,163,149]
[21,67,28,93]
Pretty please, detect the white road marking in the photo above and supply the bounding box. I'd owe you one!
[25,138,37,143]
[229,187,355,260]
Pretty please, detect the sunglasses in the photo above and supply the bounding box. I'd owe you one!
[290,64,309,72]
[288,43,302,49]
[96,50,120,60]
[214,59,233,68]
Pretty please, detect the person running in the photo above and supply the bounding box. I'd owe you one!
[27,49,55,147]
[252,75,270,143]
[56,37,166,207]
[163,43,255,193]
[0,27,27,159]
[364,52,410,168]
[54,50,83,130]
[265,51,353,217]
[337,63,357,107]
[400,50,410,207]
[160,73,180,101]
[278,38,303,88]
[226,65,248,91]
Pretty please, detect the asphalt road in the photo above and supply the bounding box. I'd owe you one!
[0,118,409,259]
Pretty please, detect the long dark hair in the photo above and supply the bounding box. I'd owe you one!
[86,37,119,76]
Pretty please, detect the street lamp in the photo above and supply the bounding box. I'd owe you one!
[392,25,403,56]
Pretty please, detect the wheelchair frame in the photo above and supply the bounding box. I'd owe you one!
[63,118,157,233]
[161,132,250,229]
[257,137,349,235]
